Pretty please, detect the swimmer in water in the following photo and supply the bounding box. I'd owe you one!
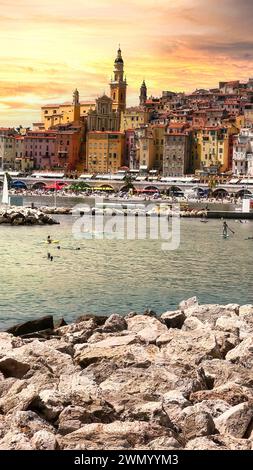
[47,252,51,259]
[50,255,53,261]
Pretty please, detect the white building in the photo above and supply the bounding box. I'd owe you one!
[232,128,253,176]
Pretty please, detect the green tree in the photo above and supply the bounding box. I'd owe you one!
[123,174,134,191]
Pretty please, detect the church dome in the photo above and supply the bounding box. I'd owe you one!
[115,47,123,64]
[115,57,123,64]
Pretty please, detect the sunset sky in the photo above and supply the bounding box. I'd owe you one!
[0,0,252,127]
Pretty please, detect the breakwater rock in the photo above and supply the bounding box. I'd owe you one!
[38,207,71,215]
[0,299,252,450]
[82,207,208,218]
[0,207,59,225]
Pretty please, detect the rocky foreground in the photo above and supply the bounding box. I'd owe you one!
[0,298,253,450]
[0,207,59,225]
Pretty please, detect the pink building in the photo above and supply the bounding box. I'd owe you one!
[24,131,57,169]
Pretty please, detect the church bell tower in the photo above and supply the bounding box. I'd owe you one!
[110,46,127,113]
[73,88,80,122]
[139,80,147,106]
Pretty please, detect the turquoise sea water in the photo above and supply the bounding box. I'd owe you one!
[0,215,252,329]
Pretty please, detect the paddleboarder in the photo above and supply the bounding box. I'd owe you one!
[223,221,234,237]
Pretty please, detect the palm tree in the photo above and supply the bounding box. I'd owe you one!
[123,174,134,191]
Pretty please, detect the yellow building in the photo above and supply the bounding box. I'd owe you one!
[41,90,95,130]
[87,131,124,174]
[191,126,235,173]
[120,107,150,132]
[235,115,245,130]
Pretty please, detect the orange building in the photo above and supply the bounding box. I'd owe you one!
[87,131,124,174]
[55,124,84,172]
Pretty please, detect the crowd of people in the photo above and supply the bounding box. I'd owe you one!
[7,186,246,205]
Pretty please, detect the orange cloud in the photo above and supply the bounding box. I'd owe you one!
[0,0,252,126]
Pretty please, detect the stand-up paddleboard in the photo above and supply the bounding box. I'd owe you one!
[42,240,60,244]
[222,234,229,238]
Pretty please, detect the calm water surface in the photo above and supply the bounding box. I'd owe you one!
[0,216,252,328]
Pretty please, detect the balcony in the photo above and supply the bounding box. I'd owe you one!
[58,150,68,158]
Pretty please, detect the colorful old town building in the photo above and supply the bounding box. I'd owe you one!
[0,128,17,170]
[24,130,57,170]
[233,128,253,176]
[163,123,191,176]
[86,131,124,174]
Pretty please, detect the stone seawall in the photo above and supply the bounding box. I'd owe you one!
[0,298,252,450]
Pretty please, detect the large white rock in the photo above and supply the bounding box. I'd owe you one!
[160,328,222,365]
[126,315,168,343]
[1,339,76,376]
[183,304,239,327]
[226,336,253,368]
[182,410,215,440]
[186,436,227,450]
[182,316,205,331]
[75,343,161,369]
[0,431,33,450]
[179,297,198,310]
[214,402,253,438]
[31,430,58,450]
[57,421,172,450]
[58,371,99,403]
[0,333,23,358]
[239,305,253,316]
